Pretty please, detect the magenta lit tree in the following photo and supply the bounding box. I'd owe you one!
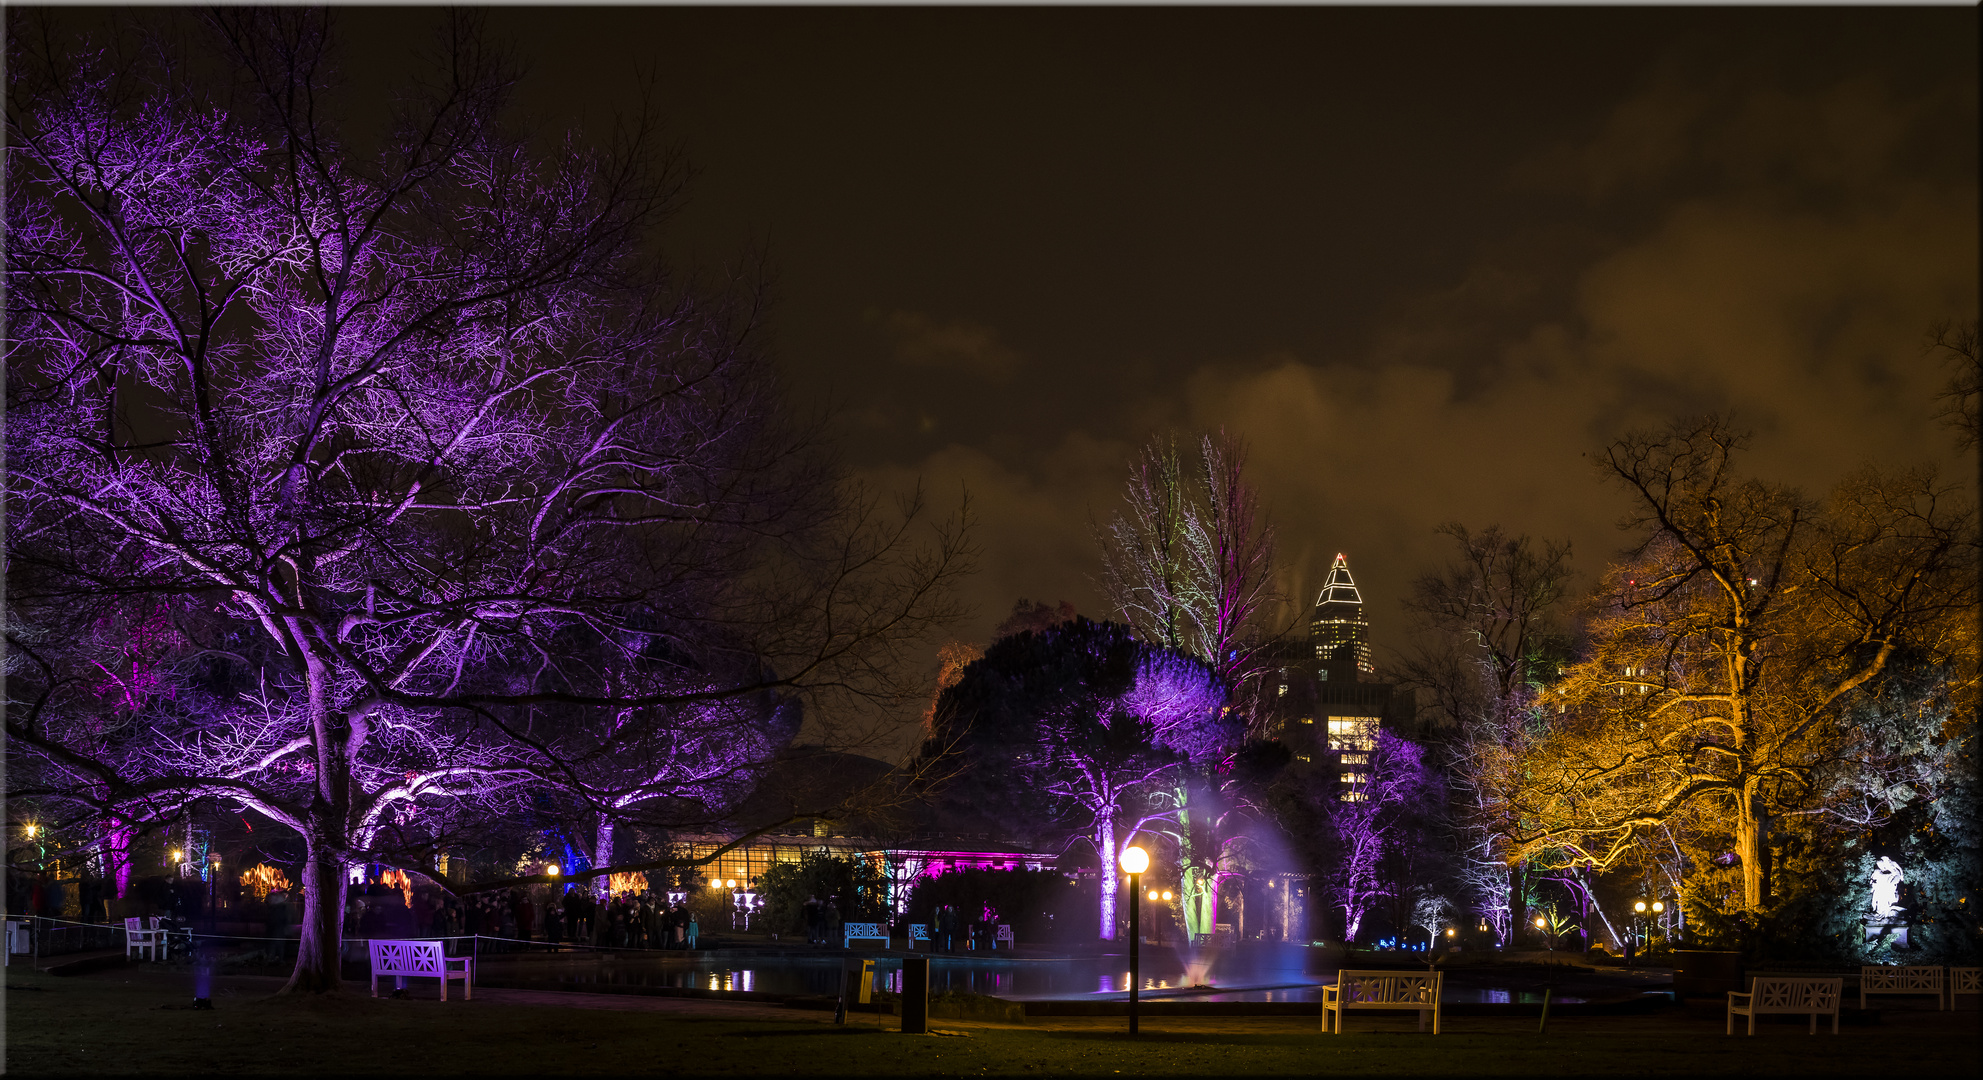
[1319,732,1438,943]
[925,619,1233,939]
[5,10,969,993]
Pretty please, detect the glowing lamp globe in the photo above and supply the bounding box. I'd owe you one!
[1534,916,1547,928]
[1652,901,1664,913]
[1162,890,1173,902]
[1119,846,1149,875]
[726,879,738,889]
[1634,901,1646,913]
[547,865,560,877]
[1446,928,1456,938]
[708,877,721,889]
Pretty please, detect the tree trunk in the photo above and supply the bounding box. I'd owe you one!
[1185,871,1221,941]
[1096,819,1117,941]
[106,820,134,899]
[282,830,346,993]
[1509,861,1527,947]
[1736,783,1768,911]
[593,818,616,900]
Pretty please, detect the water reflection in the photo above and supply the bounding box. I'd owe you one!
[488,954,1583,1004]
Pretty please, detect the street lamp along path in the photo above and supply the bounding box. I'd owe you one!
[1119,845,1148,1036]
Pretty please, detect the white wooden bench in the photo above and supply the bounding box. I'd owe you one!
[995,924,1015,951]
[906,923,929,950]
[123,917,166,962]
[1860,965,1945,1010]
[1322,970,1443,1034]
[842,922,888,949]
[368,939,472,1000]
[1949,966,1980,1008]
[1728,975,1840,1034]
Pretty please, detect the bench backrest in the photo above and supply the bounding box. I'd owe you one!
[1860,965,1943,991]
[1952,967,1981,994]
[369,939,446,975]
[1748,976,1842,1011]
[995,924,1014,943]
[908,923,929,940]
[842,922,886,942]
[1335,970,1442,1005]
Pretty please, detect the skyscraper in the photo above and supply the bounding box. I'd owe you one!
[1267,552,1406,803]
[1310,553,1374,676]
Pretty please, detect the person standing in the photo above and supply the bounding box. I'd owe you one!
[562,887,583,947]
[824,896,842,949]
[687,907,700,951]
[546,890,565,946]
[803,895,821,945]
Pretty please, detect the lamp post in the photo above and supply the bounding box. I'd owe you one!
[1650,900,1664,952]
[1119,845,1148,1036]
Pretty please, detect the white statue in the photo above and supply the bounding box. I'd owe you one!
[1869,856,1904,919]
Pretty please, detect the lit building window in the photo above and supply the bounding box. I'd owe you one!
[1326,717,1379,752]
[1337,767,1370,803]
[1296,753,1312,763]
[1339,753,1369,765]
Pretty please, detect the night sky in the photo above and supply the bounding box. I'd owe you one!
[346,6,1977,661]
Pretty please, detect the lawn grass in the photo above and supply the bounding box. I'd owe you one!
[6,965,1978,1077]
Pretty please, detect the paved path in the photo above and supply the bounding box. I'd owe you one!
[469,984,824,1023]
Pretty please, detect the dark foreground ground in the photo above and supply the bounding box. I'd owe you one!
[6,964,1978,1077]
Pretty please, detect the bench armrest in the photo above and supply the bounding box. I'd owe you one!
[1727,992,1752,1006]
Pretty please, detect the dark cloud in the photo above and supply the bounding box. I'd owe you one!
[849,27,1978,660]
[330,7,1976,668]
[870,310,1025,381]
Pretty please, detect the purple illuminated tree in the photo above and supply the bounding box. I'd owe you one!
[1097,431,1284,704]
[5,10,969,993]
[1096,431,1284,940]
[1315,732,1438,943]
[925,619,1234,939]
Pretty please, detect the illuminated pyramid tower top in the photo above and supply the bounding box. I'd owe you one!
[1310,553,1374,675]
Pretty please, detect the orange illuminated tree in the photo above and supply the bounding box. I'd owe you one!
[1514,417,1975,914]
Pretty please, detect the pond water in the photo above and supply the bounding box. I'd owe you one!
[480,951,1587,1004]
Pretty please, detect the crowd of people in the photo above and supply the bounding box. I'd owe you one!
[340,884,701,952]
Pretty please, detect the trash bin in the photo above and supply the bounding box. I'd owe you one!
[1673,950,1743,1000]
[900,956,929,1034]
